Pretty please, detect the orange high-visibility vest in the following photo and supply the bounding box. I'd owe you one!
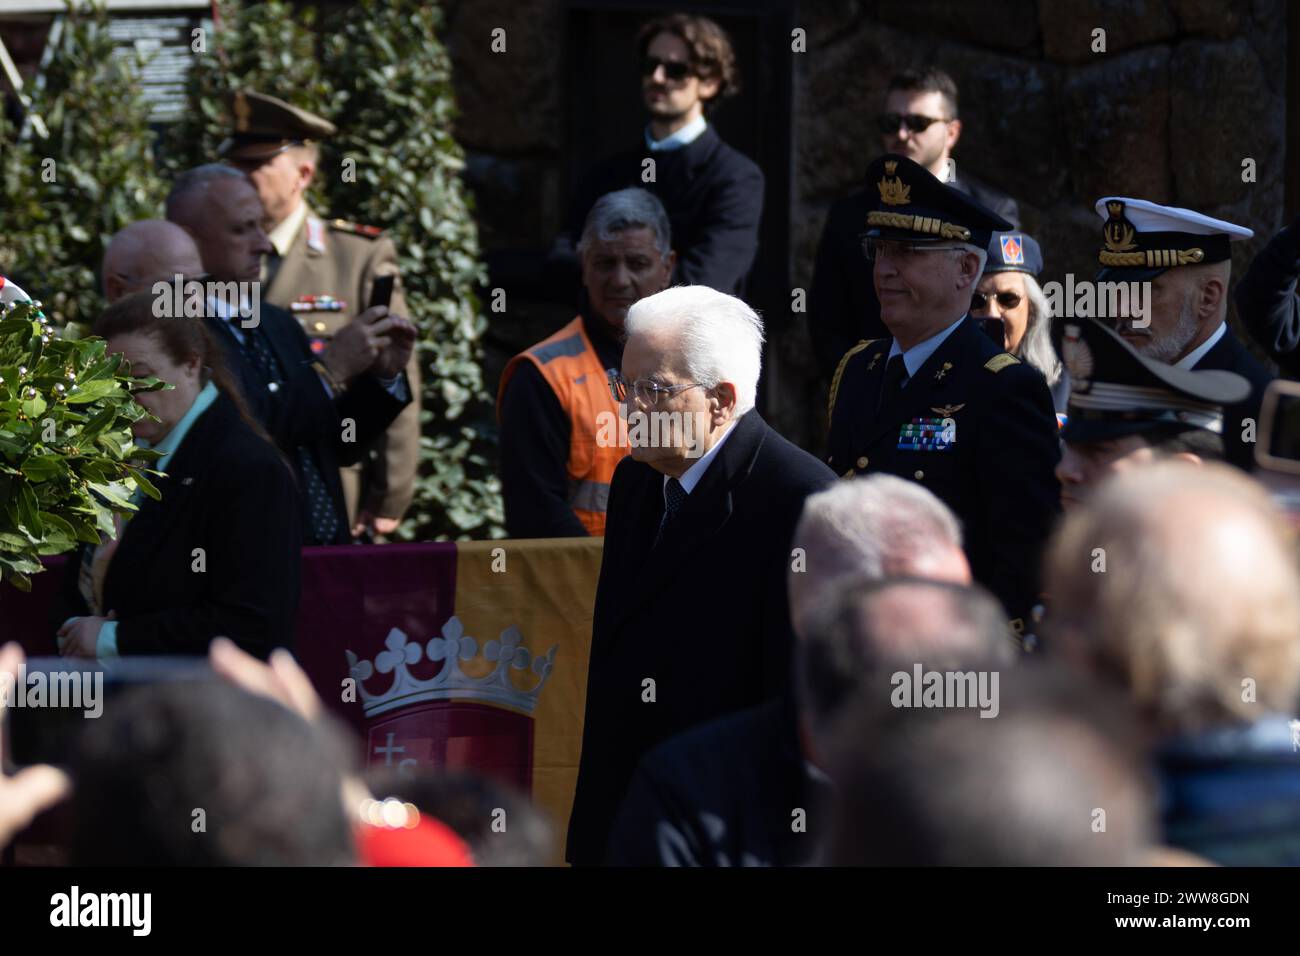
[497,316,628,536]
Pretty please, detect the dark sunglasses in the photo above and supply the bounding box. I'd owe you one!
[971,291,1023,312]
[642,56,693,82]
[878,112,948,135]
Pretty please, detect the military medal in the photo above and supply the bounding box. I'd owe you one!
[897,417,956,451]
[290,294,347,313]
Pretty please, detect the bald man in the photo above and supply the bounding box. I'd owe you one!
[101,220,205,302]
[604,477,1001,867]
[1046,462,1300,865]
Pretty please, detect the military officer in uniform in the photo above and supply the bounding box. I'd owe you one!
[826,154,1061,631]
[1089,197,1274,472]
[220,90,420,539]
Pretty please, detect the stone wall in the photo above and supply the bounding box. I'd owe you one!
[442,0,1289,450]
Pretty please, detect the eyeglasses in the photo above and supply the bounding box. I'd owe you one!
[862,238,968,262]
[971,291,1023,312]
[608,370,706,406]
[878,112,949,135]
[642,56,693,82]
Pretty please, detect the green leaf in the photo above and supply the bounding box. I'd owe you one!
[16,482,42,536]
[65,379,123,403]
[20,455,64,482]
[126,466,161,501]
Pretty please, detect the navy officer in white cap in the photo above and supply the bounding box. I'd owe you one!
[1093,197,1274,469]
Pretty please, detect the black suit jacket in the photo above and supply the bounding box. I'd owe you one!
[605,697,826,866]
[809,169,1021,380]
[1189,327,1275,470]
[54,393,301,658]
[1234,214,1300,379]
[205,301,409,543]
[826,318,1060,625]
[558,125,764,296]
[565,410,835,865]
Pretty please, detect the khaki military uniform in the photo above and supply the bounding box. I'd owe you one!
[263,203,421,523]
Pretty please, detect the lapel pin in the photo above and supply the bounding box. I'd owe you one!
[935,362,953,381]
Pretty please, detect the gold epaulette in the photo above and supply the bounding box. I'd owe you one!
[984,353,1021,373]
[329,218,384,239]
[828,339,881,426]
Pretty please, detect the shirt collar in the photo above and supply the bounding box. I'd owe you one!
[645,114,707,152]
[138,381,219,474]
[887,314,967,380]
[268,200,308,257]
[1174,321,1227,369]
[665,418,737,497]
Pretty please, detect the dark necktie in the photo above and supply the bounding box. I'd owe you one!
[878,353,908,413]
[240,322,341,545]
[653,477,688,548]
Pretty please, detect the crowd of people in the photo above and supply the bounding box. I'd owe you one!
[2,11,1300,868]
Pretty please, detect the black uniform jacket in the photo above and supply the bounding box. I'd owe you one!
[1189,327,1276,471]
[826,316,1061,626]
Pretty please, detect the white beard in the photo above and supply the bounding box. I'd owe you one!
[1145,294,1200,364]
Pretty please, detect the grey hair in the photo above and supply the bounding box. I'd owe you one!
[624,285,764,415]
[789,475,963,635]
[577,187,672,260]
[1019,274,1063,387]
[166,164,251,224]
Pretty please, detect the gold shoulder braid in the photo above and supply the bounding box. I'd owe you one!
[984,353,1021,373]
[828,339,880,426]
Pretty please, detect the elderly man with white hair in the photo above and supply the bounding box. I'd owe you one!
[566,285,835,866]
[601,475,1007,866]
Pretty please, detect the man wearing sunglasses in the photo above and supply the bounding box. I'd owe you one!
[826,154,1060,636]
[555,13,763,298]
[810,68,1020,381]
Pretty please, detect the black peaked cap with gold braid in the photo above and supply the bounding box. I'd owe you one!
[861,153,1012,251]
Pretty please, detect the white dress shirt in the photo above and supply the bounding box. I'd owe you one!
[1175,321,1227,369]
[886,315,968,386]
[646,114,707,152]
[663,418,737,504]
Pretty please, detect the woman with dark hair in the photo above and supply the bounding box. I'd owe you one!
[54,291,301,660]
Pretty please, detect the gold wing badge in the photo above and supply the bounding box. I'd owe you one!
[878,160,911,206]
[930,403,966,417]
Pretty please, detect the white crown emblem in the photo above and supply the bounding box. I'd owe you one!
[345,615,558,718]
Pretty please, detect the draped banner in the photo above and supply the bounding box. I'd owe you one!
[0,538,603,840]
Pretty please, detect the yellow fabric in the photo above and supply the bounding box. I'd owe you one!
[452,538,603,848]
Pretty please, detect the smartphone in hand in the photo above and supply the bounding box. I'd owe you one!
[368,275,395,312]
